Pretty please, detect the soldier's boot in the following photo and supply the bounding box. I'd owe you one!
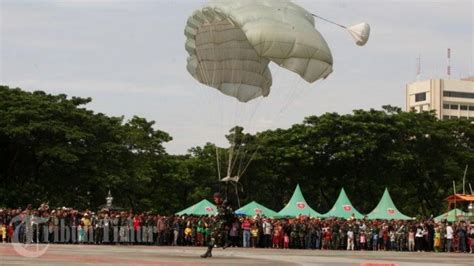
[200,245,213,258]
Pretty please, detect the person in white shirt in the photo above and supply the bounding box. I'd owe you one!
[446,222,454,252]
[262,219,273,248]
[415,224,424,251]
[347,227,354,250]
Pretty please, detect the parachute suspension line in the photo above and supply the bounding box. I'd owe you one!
[198,19,224,181]
[276,41,320,120]
[234,65,285,178]
[227,138,234,177]
[230,92,265,174]
[312,13,371,46]
[311,13,347,29]
[238,68,310,179]
[198,56,222,180]
[215,146,221,181]
[230,46,270,178]
[278,73,305,116]
[228,110,238,178]
[234,97,264,178]
[237,68,283,180]
[226,29,242,179]
[233,181,241,208]
[239,144,261,178]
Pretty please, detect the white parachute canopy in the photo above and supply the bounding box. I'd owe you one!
[347,22,370,46]
[185,0,333,103]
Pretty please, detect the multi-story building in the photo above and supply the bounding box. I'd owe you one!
[406,76,474,120]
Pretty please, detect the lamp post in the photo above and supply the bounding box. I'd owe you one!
[106,190,113,208]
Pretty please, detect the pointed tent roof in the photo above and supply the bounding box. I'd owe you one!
[434,208,469,222]
[323,188,364,219]
[367,188,413,220]
[235,201,279,218]
[176,199,217,216]
[278,184,322,218]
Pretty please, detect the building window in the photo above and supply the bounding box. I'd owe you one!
[460,116,468,119]
[460,105,468,110]
[415,92,426,102]
[443,91,474,99]
[443,115,450,120]
[450,104,458,110]
[469,106,474,111]
[443,104,450,109]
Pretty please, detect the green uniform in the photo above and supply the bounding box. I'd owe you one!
[201,200,234,258]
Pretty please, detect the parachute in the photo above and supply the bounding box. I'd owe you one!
[184,1,370,205]
[185,0,333,103]
[347,23,370,46]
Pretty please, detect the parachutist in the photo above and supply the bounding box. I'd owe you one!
[200,192,235,258]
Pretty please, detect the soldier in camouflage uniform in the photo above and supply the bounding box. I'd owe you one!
[290,221,298,248]
[200,192,234,258]
[331,221,340,249]
[396,223,407,251]
[298,220,306,249]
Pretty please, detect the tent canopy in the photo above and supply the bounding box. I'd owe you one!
[434,208,469,222]
[445,194,474,204]
[235,201,279,218]
[176,199,217,216]
[278,184,322,218]
[367,188,413,220]
[323,188,364,219]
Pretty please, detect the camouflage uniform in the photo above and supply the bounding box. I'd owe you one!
[212,200,233,246]
[290,223,298,248]
[396,225,407,251]
[201,197,234,258]
[298,222,306,249]
[331,223,340,249]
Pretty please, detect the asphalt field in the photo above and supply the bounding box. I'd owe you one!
[0,243,472,266]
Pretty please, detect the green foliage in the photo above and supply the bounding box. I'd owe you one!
[0,86,172,211]
[1,86,472,216]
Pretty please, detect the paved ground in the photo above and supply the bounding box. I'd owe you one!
[0,243,472,266]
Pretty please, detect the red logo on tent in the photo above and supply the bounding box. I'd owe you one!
[343,205,352,212]
[254,208,262,214]
[296,202,305,209]
[205,206,214,212]
[387,208,396,215]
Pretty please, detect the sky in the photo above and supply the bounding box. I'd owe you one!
[1,0,473,154]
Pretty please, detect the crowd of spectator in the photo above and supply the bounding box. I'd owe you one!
[1,204,473,253]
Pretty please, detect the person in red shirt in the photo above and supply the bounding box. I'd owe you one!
[133,215,141,244]
[241,218,251,248]
[8,224,14,243]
